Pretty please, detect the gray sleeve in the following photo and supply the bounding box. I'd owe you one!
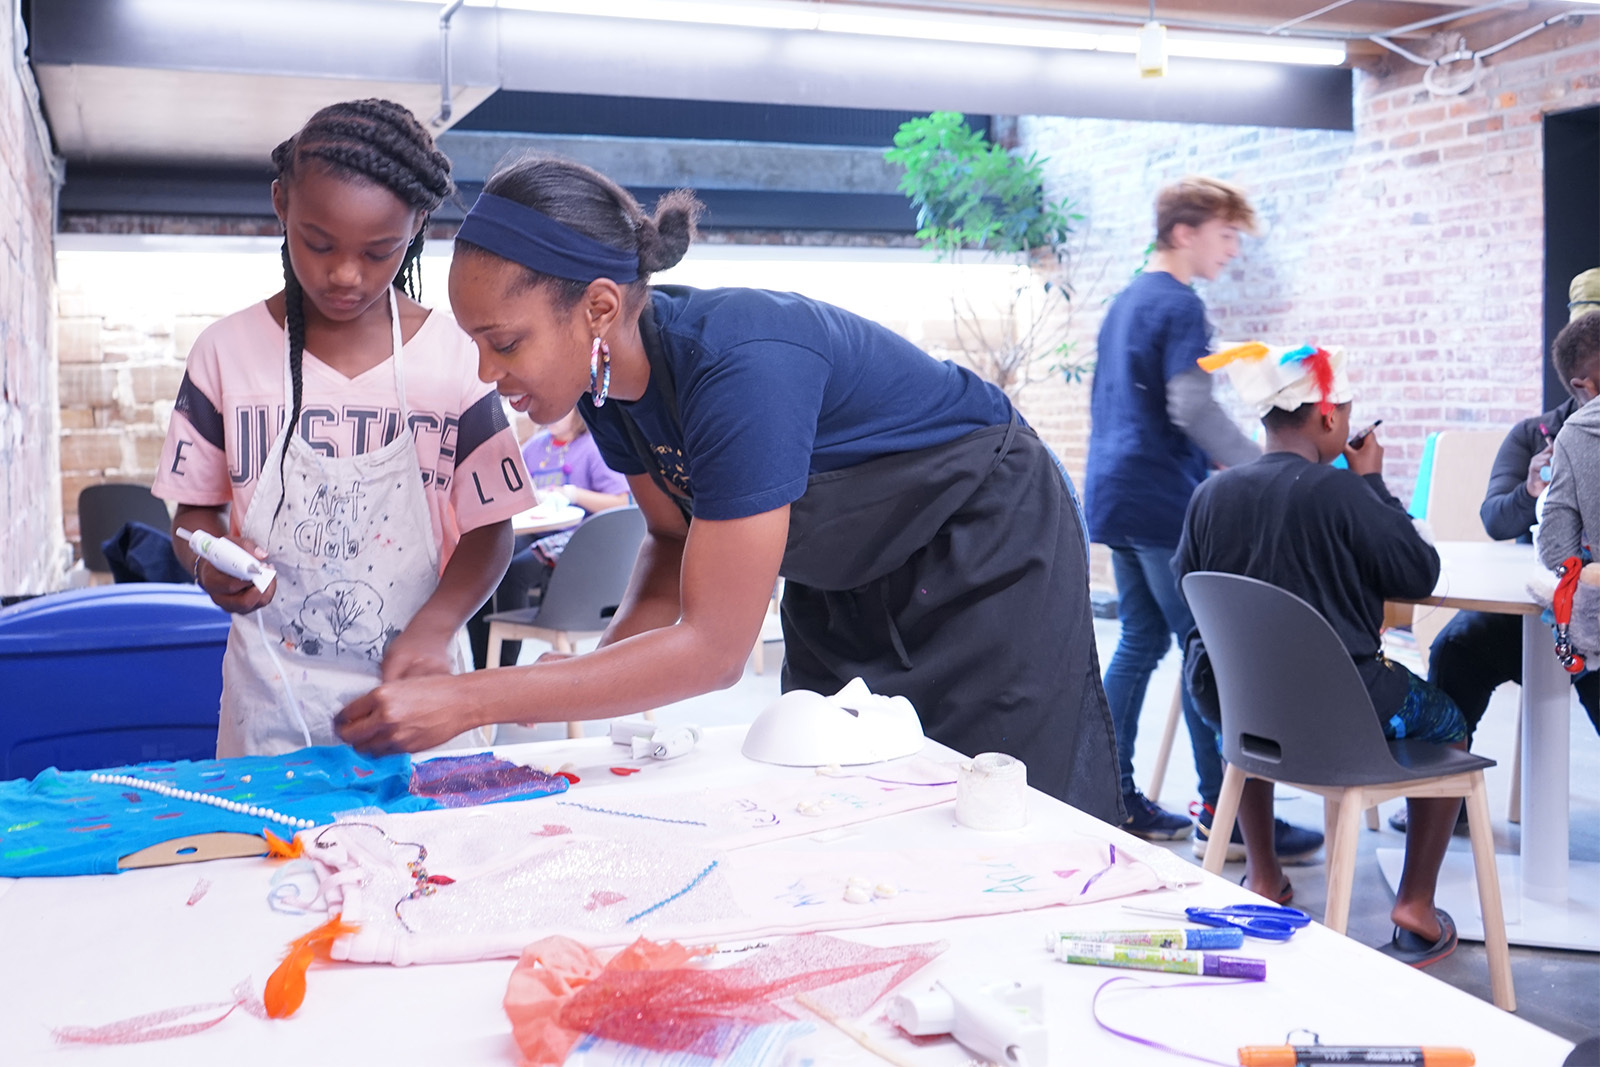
[1538,435,1586,571]
[1166,368,1262,468]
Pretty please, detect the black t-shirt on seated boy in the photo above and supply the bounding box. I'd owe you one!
[1174,451,1441,720]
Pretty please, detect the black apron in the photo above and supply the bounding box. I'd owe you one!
[615,305,1123,824]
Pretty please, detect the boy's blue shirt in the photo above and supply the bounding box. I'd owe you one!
[1085,270,1213,548]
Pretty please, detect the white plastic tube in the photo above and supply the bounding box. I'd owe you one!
[176,527,276,593]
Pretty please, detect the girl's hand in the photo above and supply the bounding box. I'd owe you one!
[380,622,455,683]
[196,536,276,615]
[336,674,484,755]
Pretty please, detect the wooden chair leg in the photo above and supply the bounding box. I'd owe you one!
[1365,806,1380,831]
[1324,794,1343,855]
[1203,762,1248,875]
[1146,680,1184,806]
[1321,785,1366,935]
[1508,713,1522,824]
[487,624,506,672]
[1464,770,1516,1011]
[551,633,587,739]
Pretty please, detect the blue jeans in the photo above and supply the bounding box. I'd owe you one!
[1102,544,1224,806]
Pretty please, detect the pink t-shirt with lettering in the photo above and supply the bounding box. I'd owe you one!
[152,301,533,569]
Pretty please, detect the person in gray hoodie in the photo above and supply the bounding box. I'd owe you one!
[1538,311,1600,656]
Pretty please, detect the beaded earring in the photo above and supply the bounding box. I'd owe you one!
[590,336,611,407]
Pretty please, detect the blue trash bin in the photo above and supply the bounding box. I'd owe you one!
[0,584,228,779]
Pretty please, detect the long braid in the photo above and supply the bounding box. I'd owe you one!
[273,241,309,524]
[269,98,454,523]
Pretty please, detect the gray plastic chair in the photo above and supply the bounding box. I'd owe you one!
[1181,571,1514,1011]
[485,506,648,736]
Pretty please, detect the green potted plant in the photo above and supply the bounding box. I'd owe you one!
[885,111,1092,394]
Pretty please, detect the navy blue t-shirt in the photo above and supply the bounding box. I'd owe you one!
[1085,271,1213,548]
[581,286,1014,520]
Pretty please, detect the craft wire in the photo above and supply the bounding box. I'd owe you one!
[1092,976,1255,1065]
[817,768,957,787]
[556,800,708,827]
[1080,843,1117,896]
[314,822,436,932]
[625,859,720,924]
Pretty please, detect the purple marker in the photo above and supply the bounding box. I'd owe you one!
[1053,939,1265,980]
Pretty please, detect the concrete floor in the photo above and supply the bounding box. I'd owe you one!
[493,619,1600,1044]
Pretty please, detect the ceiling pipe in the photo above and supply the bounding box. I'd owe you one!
[431,0,467,129]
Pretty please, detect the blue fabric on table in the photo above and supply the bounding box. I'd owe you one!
[0,745,435,877]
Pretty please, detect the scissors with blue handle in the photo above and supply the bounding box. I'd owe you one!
[1121,902,1312,941]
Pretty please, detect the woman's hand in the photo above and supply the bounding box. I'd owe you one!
[1526,443,1554,498]
[336,673,488,755]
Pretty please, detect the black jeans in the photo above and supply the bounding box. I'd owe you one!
[1428,609,1600,742]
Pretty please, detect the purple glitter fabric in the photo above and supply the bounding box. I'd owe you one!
[409,753,569,808]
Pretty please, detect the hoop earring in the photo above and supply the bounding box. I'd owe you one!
[590,336,611,407]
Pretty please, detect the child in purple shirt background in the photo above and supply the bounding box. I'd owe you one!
[521,407,630,508]
[468,408,631,668]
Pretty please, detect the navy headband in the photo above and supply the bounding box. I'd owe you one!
[457,192,639,283]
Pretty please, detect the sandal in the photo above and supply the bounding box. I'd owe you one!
[1377,909,1458,968]
[1239,872,1294,906]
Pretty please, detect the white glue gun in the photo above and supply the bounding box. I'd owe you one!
[887,977,1048,1067]
[608,720,701,760]
[176,527,276,593]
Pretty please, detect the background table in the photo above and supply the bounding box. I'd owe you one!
[0,727,1572,1065]
[1389,540,1599,951]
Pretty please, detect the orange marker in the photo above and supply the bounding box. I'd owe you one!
[1239,1046,1474,1066]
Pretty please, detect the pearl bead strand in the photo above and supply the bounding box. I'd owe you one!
[89,772,317,830]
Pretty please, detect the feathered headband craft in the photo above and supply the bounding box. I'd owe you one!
[1200,341,1352,416]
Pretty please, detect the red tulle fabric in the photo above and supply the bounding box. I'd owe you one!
[505,934,944,1066]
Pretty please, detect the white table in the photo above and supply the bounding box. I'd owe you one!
[1388,540,1600,951]
[0,727,1572,1065]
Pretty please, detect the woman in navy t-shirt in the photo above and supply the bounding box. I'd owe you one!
[335,157,1120,821]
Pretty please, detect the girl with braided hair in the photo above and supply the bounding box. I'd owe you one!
[335,156,1122,825]
[154,99,533,756]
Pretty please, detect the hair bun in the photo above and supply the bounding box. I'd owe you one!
[638,189,704,274]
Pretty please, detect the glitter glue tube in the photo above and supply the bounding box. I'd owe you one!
[1045,926,1245,950]
[1237,1046,1474,1066]
[1052,939,1265,980]
[176,527,276,593]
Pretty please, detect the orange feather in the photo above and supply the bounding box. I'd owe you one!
[263,913,359,1019]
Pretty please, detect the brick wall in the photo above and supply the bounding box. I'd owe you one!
[1017,12,1600,545]
[55,247,286,555]
[0,6,62,595]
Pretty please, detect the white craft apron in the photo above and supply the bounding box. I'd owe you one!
[218,289,473,756]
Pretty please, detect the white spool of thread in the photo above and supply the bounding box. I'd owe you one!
[955,753,1028,830]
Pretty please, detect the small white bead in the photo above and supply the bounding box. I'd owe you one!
[843,884,873,905]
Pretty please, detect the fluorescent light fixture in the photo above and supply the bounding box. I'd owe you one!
[494,0,820,30]
[391,0,1347,66]
[814,9,1099,51]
